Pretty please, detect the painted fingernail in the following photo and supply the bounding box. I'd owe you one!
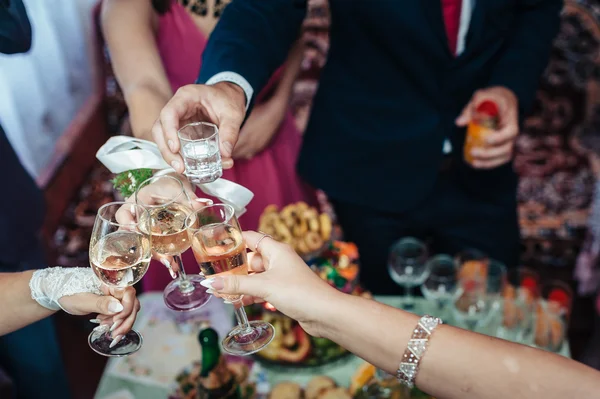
[200,278,214,290]
[110,320,123,332]
[222,141,233,156]
[108,301,124,314]
[200,277,224,290]
[171,160,181,170]
[222,159,234,169]
[168,140,176,152]
[89,319,101,324]
[93,324,110,333]
[109,335,123,349]
[206,289,215,295]
[169,269,177,279]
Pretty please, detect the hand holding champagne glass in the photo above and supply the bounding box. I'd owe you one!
[88,202,151,356]
[135,175,210,311]
[186,204,275,355]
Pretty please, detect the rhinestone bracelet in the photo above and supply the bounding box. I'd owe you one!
[397,315,443,388]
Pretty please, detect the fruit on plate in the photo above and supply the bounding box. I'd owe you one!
[306,376,337,399]
[350,362,376,395]
[258,202,333,257]
[270,382,303,399]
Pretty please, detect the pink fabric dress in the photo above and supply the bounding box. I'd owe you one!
[142,3,315,292]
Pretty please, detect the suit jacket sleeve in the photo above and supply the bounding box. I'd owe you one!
[487,0,562,116]
[197,0,306,105]
[0,0,32,55]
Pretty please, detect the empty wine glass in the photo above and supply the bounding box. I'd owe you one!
[452,259,506,331]
[388,237,429,310]
[88,202,151,356]
[135,175,210,311]
[187,204,275,355]
[421,255,460,317]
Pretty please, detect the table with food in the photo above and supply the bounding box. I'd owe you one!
[95,200,571,399]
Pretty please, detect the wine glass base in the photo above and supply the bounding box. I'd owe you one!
[164,274,211,311]
[221,320,275,356]
[88,329,143,357]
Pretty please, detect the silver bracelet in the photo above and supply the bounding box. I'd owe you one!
[397,315,443,388]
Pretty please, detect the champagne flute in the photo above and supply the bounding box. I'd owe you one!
[388,237,429,310]
[88,202,151,356]
[135,175,210,311]
[186,204,275,355]
[421,255,460,317]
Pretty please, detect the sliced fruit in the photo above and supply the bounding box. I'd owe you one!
[350,362,376,394]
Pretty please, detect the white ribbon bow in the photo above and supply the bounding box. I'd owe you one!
[96,136,253,216]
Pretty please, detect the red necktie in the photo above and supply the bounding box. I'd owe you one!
[441,0,462,55]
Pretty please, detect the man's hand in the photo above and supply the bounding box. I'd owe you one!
[152,82,246,173]
[456,86,519,169]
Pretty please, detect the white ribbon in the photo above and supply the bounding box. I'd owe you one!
[96,136,253,216]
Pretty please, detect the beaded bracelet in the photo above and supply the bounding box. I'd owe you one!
[397,315,443,388]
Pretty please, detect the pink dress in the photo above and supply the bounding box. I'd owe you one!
[142,3,315,292]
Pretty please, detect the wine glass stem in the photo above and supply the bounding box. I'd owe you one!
[232,299,252,335]
[404,284,414,310]
[174,254,193,294]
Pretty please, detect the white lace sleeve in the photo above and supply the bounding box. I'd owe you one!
[29,267,103,313]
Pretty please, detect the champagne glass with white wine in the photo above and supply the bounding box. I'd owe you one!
[135,175,210,311]
[88,202,151,356]
[186,204,275,355]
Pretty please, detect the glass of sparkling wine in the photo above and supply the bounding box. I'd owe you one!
[88,202,152,356]
[421,255,460,317]
[388,237,429,311]
[178,122,222,184]
[186,204,275,355]
[135,175,210,311]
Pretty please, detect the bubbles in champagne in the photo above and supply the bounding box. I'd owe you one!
[90,231,151,287]
[139,203,192,255]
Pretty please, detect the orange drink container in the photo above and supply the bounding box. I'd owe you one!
[464,100,500,164]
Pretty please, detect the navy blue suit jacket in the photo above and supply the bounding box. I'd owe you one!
[0,0,45,266]
[198,0,561,213]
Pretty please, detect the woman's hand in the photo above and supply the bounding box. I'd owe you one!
[200,231,341,337]
[60,285,140,340]
[232,99,286,161]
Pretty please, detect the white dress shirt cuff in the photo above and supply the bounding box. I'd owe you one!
[205,72,254,110]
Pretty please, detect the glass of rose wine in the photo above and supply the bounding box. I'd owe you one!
[186,204,275,355]
[88,202,152,356]
[135,175,210,311]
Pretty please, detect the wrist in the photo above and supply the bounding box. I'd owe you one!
[214,82,247,113]
[313,289,352,340]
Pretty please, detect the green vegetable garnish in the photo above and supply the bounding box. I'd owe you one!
[112,168,154,198]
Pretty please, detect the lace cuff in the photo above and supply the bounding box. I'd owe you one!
[29,267,103,313]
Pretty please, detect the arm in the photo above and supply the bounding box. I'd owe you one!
[211,232,600,399]
[232,40,305,160]
[323,293,600,399]
[0,0,32,54]
[0,271,54,335]
[1,269,139,337]
[101,0,173,141]
[197,0,306,109]
[487,0,562,116]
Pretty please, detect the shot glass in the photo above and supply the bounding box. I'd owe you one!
[178,122,222,184]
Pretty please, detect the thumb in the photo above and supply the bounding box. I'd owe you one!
[59,293,124,316]
[218,114,243,158]
[202,274,266,299]
[456,101,473,127]
[91,295,125,316]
